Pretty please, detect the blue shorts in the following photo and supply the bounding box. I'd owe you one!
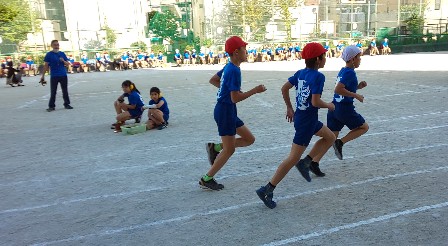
[327,103,365,132]
[129,108,143,118]
[214,102,244,136]
[293,112,323,146]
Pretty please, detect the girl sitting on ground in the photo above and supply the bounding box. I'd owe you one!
[112,80,145,132]
[143,87,170,130]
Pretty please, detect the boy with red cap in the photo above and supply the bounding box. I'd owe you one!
[256,43,336,209]
[199,36,267,191]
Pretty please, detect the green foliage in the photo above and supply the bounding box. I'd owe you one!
[277,0,298,41]
[0,3,18,24]
[84,40,104,50]
[202,38,213,48]
[148,10,181,42]
[104,25,116,48]
[401,4,426,35]
[151,44,165,53]
[147,11,158,23]
[226,0,272,41]
[0,0,39,52]
[130,41,148,51]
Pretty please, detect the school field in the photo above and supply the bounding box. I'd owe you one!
[1,52,447,246]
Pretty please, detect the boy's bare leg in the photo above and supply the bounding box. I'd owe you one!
[206,135,236,177]
[270,144,306,186]
[235,125,255,147]
[340,123,369,144]
[307,126,336,162]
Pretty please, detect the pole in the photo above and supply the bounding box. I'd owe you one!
[367,0,371,37]
[397,0,401,35]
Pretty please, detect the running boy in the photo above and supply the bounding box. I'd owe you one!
[256,43,335,209]
[329,45,369,160]
[143,87,170,130]
[199,36,267,191]
[112,80,145,133]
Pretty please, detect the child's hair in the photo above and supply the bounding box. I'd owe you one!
[122,80,140,94]
[150,87,163,98]
[305,53,325,68]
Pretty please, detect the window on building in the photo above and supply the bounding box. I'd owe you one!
[435,0,441,10]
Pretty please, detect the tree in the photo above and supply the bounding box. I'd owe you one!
[104,25,116,49]
[148,10,181,42]
[276,0,301,41]
[0,3,18,24]
[130,41,147,51]
[84,40,104,50]
[0,0,38,52]
[225,0,272,42]
[401,4,426,35]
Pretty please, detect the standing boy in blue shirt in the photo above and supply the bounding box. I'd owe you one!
[256,43,336,209]
[41,40,73,112]
[200,36,267,191]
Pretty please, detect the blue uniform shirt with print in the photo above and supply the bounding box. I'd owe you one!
[288,68,325,114]
[333,67,357,104]
[126,91,145,116]
[216,63,241,104]
[44,51,68,77]
[149,97,169,119]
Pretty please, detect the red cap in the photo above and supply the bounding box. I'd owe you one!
[301,43,327,59]
[225,36,248,54]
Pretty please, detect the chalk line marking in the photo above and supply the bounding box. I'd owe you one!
[30,166,448,246]
[262,201,448,246]
[0,187,164,215]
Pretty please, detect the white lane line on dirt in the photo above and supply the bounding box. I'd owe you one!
[17,81,80,109]
[0,187,164,215]
[29,166,448,246]
[261,201,448,246]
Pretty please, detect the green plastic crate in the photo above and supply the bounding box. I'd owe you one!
[121,124,147,135]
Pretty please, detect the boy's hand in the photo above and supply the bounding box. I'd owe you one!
[327,102,335,111]
[286,107,295,123]
[358,81,367,89]
[355,94,364,103]
[254,84,267,93]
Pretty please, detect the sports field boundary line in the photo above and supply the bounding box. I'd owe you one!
[29,165,448,246]
[261,201,448,246]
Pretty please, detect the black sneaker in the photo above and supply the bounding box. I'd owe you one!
[295,158,312,182]
[158,122,168,130]
[134,116,141,124]
[199,178,224,190]
[64,105,73,109]
[46,107,55,112]
[256,186,276,209]
[206,143,220,166]
[310,162,326,177]
[333,139,343,160]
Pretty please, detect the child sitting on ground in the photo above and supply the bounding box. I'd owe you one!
[143,87,170,130]
[112,80,145,133]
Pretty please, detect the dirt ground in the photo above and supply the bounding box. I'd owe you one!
[1,52,447,245]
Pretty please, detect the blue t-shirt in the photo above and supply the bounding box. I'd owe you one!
[216,63,241,104]
[149,97,169,117]
[333,67,357,104]
[125,91,145,115]
[288,68,325,114]
[81,57,88,64]
[137,54,145,60]
[383,41,389,47]
[44,51,68,77]
[174,53,181,60]
[184,52,190,59]
[26,60,34,66]
[158,54,163,60]
[191,52,197,58]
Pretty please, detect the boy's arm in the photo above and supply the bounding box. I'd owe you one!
[281,81,295,123]
[230,84,266,104]
[40,62,49,79]
[311,94,335,110]
[335,82,364,102]
[209,74,221,88]
[357,81,367,89]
